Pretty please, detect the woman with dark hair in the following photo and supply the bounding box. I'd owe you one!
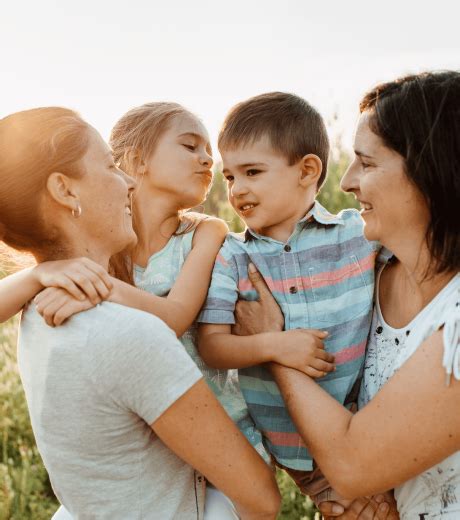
[235,71,460,518]
[0,107,280,519]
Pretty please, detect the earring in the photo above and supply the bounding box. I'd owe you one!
[72,204,82,218]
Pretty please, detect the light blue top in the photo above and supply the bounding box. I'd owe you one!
[133,220,267,459]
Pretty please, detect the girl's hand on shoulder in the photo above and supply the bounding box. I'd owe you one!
[32,257,112,305]
[34,287,95,327]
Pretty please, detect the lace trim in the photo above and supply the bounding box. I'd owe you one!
[443,304,460,386]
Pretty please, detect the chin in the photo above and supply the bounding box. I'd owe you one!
[362,223,380,242]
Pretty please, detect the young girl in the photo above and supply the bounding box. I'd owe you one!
[0,102,267,517]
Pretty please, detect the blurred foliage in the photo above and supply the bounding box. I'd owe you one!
[0,318,59,520]
[0,138,354,519]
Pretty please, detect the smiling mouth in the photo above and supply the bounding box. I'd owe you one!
[238,203,258,215]
[359,201,373,213]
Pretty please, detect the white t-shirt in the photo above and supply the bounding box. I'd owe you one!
[18,302,204,519]
[359,271,460,519]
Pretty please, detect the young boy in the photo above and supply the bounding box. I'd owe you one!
[197,92,379,487]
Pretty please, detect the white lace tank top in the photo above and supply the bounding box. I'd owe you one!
[359,268,460,518]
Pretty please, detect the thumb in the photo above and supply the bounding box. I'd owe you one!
[248,263,272,299]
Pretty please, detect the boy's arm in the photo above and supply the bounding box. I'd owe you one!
[198,323,334,376]
[197,323,278,368]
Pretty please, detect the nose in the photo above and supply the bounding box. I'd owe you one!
[340,159,359,194]
[199,148,213,169]
[230,177,249,198]
[119,167,137,193]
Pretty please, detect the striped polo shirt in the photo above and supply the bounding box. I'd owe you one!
[199,201,379,471]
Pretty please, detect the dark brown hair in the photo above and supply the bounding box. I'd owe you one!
[218,92,330,189]
[360,71,460,275]
[0,107,90,259]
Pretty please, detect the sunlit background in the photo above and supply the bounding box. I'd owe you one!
[1,3,459,518]
[2,0,459,155]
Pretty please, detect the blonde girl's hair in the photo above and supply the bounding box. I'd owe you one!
[108,102,207,284]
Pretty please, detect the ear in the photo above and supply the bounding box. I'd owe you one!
[46,172,80,212]
[125,147,146,177]
[298,154,322,188]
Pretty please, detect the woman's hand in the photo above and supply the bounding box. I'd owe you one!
[317,490,399,519]
[233,263,284,336]
[34,288,95,327]
[32,257,113,304]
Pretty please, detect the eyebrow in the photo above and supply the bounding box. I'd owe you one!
[178,132,203,139]
[354,150,375,160]
[222,163,267,174]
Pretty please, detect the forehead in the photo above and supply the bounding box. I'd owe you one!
[221,135,285,167]
[82,126,112,163]
[354,112,384,153]
[167,113,209,141]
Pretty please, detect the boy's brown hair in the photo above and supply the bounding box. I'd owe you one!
[218,92,330,189]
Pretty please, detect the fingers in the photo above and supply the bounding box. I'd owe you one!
[315,348,335,363]
[80,257,113,293]
[53,299,94,326]
[303,366,330,379]
[247,263,272,300]
[35,290,70,327]
[310,357,336,373]
[317,501,346,517]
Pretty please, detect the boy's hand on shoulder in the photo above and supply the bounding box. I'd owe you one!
[34,287,96,327]
[272,329,335,378]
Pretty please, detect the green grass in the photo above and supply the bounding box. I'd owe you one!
[0,318,320,519]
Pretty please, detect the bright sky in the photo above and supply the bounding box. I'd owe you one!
[2,0,459,155]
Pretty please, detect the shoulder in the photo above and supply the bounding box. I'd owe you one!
[404,274,460,378]
[191,217,228,251]
[194,216,229,240]
[74,301,178,352]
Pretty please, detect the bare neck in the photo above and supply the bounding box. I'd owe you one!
[132,189,181,267]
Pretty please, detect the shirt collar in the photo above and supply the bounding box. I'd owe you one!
[244,201,345,242]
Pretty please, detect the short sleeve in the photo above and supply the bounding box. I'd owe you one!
[442,301,460,385]
[198,240,239,324]
[88,303,202,425]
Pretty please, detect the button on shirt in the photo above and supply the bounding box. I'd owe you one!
[199,202,379,471]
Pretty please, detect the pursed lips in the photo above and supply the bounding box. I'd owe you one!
[196,170,213,181]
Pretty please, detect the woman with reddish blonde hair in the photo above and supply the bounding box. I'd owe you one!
[0,107,280,519]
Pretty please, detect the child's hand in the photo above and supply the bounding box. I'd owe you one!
[32,258,112,305]
[34,288,95,327]
[272,329,335,378]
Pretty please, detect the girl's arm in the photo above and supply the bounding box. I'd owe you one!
[152,378,280,519]
[104,217,228,336]
[270,329,460,499]
[0,259,112,323]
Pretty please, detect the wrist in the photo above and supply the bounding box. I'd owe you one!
[30,265,46,291]
[107,277,123,304]
[259,332,283,363]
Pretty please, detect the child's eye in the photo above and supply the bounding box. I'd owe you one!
[225,175,234,182]
[247,169,260,176]
[183,144,196,151]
